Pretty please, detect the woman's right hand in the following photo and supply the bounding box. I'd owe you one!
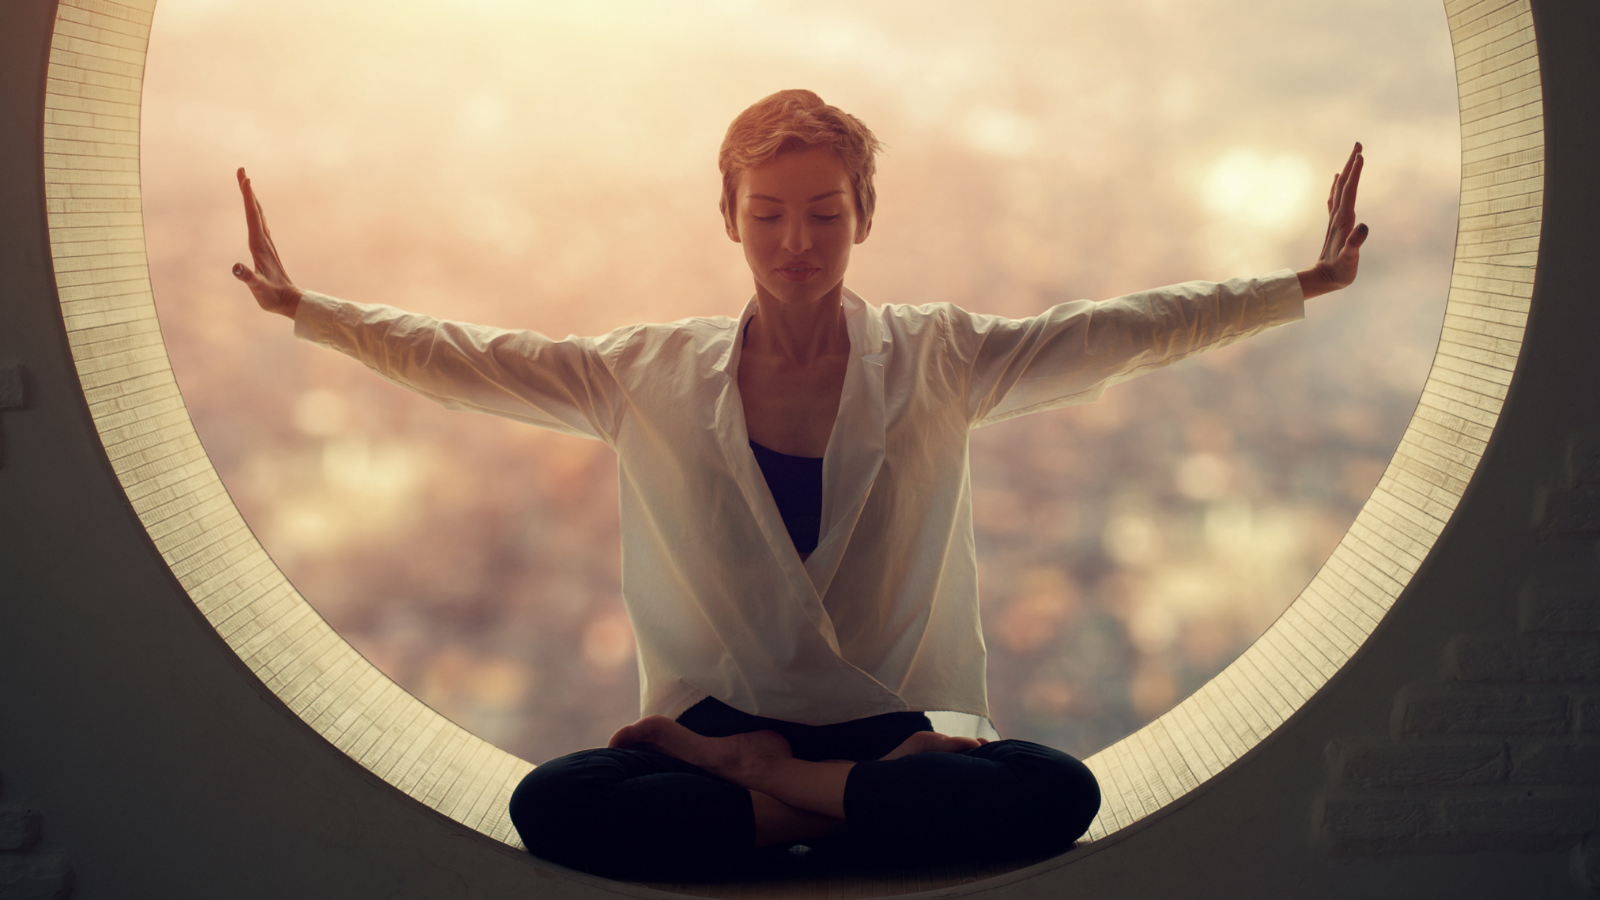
[232,167,302,319]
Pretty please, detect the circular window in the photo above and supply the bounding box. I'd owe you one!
[41,0,1542,872]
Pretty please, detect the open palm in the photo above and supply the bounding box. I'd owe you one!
[232,167,301,318]
[1309,143,1368,292]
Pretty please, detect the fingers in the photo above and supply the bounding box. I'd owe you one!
[1340,150,1364,216]
[1333,143,1362,219]
[238,167,277,248]
[1321,173,1340,258]
[237,168,289,285]
[231,260,271,301]
[1306,143,1369,291]
[1338,142,1361,187]
[1320,143,1364,262]
[231,260,274,311]
[239,169,274,273]
[253,183,272,239]
[239,167,262,248]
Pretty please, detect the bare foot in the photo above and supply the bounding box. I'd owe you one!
[879,731,990,761]
[608,715,793,786]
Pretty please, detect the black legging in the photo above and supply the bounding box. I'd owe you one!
[509,698,1100,881]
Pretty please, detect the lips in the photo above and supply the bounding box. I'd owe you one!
[778,265,819,283]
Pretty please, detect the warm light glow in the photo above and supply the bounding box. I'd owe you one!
[143,0,1460,762]
[1201,147,1316,233]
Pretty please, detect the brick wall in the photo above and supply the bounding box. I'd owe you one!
[0,772,72,900]
[1319,584,1600,893]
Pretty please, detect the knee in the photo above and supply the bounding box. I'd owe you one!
[508,749,622,856]
[508,762,565,854]
[1046,752,1101,837]
[988,741,1101,843]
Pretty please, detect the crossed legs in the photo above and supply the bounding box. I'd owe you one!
[510,714,1098,880]
[607,715,987,845]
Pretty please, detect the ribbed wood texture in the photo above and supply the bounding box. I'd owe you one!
[41,0,1541,876]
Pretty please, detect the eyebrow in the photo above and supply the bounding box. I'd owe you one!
[748,190,847,203]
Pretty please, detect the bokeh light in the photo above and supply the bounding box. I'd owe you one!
[143,0,1458,762]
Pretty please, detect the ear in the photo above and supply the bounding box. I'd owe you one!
[721,200,741,243]
[855,216,872,244]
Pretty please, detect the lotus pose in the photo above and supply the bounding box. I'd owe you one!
[233,89,1366,881]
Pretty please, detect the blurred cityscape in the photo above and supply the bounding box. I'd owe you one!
[141,0,1459,763]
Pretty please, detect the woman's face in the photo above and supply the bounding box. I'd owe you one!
[726,144,869,311]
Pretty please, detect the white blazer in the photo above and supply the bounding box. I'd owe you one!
[295,269,1304,728]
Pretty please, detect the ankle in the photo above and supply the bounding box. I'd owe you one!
[721,746,779,790]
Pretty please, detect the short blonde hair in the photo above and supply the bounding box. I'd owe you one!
[718,89,882,241]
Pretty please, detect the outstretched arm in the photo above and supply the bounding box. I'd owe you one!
[232,167,303,318]
[1296,143,1368,300]
[228,167,627,441]
[956,142,1368,425]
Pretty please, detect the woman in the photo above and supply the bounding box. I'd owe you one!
[233,89,1367,880]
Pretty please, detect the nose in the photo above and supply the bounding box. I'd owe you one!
[780,215,812,254]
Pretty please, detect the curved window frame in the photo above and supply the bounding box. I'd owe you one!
[39,0,1541,858]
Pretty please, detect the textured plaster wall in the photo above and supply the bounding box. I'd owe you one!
[0,0,1596,898]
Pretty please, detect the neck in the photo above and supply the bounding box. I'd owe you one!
[747,281,850,365]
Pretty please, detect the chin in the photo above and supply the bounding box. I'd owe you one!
[760,277,842,307]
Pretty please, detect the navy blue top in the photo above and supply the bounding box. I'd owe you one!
[748,439,823,555]
[675,695,932,760]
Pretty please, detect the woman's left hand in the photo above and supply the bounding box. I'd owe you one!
[1298,143,1369,300]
